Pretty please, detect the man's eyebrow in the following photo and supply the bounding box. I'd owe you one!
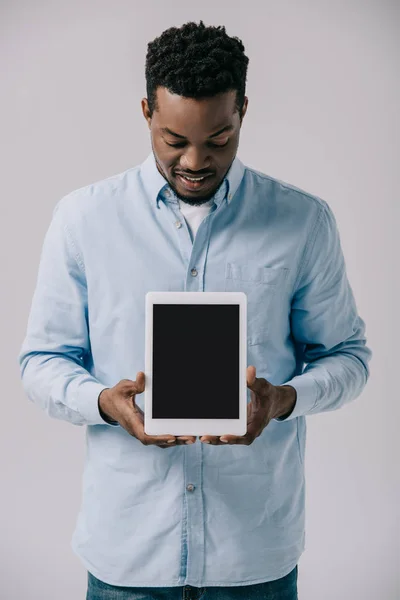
[161,124,234,140]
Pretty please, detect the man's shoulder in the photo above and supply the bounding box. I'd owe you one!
[52,164,141,221]
[244,164,328,214]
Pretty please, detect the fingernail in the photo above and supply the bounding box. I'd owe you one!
[185,440,194,444]
[202,440,211,444]
[220,439,229,443]
[167,439,176,443]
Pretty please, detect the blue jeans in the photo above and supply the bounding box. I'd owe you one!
[86,566,298,599]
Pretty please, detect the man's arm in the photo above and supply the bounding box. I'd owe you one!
[18,198,118,427]
[276,199,372,421]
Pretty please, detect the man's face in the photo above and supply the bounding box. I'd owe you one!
[142,87,248,206]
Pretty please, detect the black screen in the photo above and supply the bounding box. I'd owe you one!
[152,304,240,419]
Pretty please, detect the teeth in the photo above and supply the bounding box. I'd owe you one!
[182,176,205,182]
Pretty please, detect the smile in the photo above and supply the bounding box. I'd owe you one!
[176,173,214,191]
[181,175,207,182]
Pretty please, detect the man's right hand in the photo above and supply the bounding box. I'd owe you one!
[98,372,197,448]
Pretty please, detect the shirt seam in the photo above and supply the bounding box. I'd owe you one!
[65,166,139,200]
[290,203,326,297]
[64,222,86,274]
[246,167,327,209]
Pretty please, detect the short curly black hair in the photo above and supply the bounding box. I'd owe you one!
[145,20,249,117]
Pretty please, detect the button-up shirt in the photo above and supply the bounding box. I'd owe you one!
[18,152,372,587]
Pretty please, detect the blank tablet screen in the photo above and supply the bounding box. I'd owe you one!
[152,303,240,419]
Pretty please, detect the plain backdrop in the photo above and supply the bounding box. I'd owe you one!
[1,1,398,598]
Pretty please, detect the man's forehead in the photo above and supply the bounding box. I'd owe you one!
[153,88,237,132]
[156,87,236,112]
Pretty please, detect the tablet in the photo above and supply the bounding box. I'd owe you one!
[144,291,247,436]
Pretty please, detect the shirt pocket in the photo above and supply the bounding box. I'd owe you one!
[224,262,290,346]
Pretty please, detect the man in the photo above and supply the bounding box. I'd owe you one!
[18,20,371,600]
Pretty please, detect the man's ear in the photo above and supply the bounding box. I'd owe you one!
[239,97,248,126]
[141,98,152,129]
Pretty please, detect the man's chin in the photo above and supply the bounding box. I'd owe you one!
[172,179,223,205]
[175,191,216,206]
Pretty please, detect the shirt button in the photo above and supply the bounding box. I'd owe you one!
[175,220,182,228]
[228,193,232,200]
[165,189,171,197]
[190,268,198,277]
[186,484,195,492]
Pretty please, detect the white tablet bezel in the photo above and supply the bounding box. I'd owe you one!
[144,291,247,436]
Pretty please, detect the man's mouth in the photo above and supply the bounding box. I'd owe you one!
[175,173,214,191]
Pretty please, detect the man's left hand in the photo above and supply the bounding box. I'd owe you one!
[199,366,297,445]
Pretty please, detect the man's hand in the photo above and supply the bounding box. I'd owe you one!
[199,366,297,445]
[98,372,197,448]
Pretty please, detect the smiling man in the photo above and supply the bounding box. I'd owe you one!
[18,20,371,600]
[145,87,244,205]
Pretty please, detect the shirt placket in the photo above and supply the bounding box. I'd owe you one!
[160,188,225,585]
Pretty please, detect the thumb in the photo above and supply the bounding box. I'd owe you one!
[135,371,145,390]
[246,366,272,397]
[119,372,145,399]
[246,365,256,387]
[132,371,145,396]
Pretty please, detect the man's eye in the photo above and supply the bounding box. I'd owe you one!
[208,140,229,148]
[165,140,230,149]
[165,141,186,148]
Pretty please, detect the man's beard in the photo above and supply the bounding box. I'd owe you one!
[172,178,225,206]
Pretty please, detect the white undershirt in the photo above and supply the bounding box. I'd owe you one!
[177,197,215,241]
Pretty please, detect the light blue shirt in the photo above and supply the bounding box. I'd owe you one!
[18,152,372,587]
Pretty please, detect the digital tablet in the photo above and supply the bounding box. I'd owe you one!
[144,291,247,436]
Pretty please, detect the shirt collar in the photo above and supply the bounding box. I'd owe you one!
[139,151,246,208]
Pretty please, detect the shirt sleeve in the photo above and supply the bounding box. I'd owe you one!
[18,198,119,427]
[275,200,372,421]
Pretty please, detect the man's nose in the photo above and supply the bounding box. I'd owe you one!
[180,147,211,172]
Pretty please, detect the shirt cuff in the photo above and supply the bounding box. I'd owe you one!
[74,381,119,426]
[274,373,318,421]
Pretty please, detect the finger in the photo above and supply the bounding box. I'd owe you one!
[219,435,241,444]
[246,365,257,386]
[135,371,145,388]
[132,372,145,395]
[119,375,145,399]
[246,365,264,393]
[246,369,271,396]
[142,434,177,446]
[177,436,197,445]
[221,434,253,445]
[200,436,223,445]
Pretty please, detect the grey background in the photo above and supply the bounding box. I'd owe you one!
[2,1,398,598]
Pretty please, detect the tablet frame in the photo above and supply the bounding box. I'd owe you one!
[144,291,247,436]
